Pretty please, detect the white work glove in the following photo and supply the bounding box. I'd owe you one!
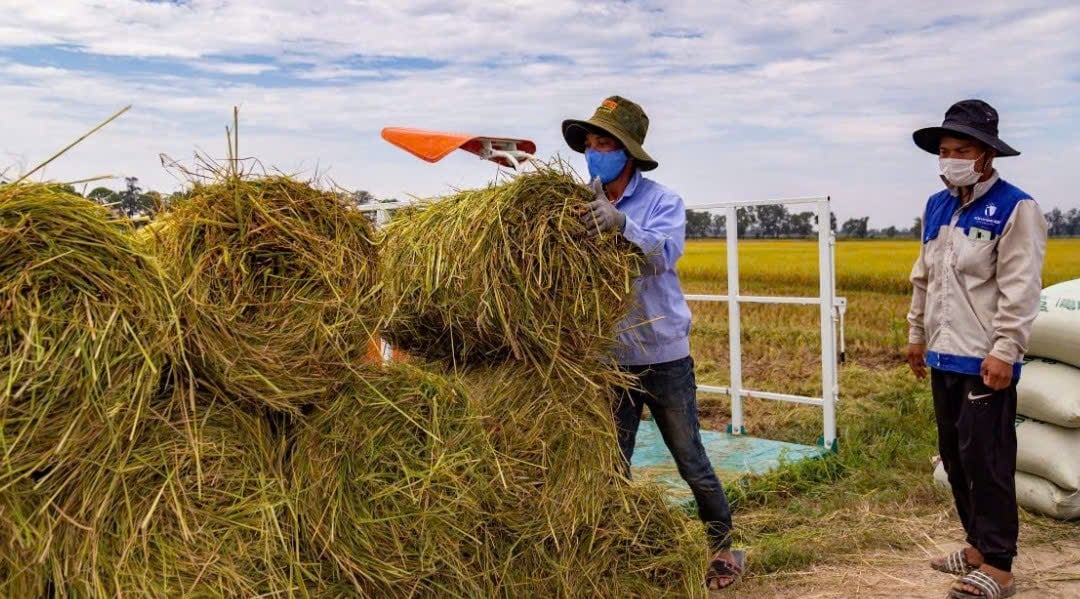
[580,177,625,238]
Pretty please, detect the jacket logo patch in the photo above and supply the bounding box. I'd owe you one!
[985,204,997,217]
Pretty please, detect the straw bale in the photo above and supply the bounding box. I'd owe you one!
[1,182,175,499]
[291,362,501,597]
[380,165,641,378]
[51,393,319,597]
[147,175,380,412]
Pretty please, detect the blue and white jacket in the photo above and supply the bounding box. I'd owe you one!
[907,172,1048,380]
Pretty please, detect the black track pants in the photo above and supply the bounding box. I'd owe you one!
[932,368,1019,572]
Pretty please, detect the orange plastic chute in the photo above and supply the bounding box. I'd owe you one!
[381,128,475,163]
[381,127,537,167]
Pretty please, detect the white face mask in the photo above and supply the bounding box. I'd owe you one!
[938,155,984,187]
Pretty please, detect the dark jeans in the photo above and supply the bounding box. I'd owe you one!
[613,355,734,552]
[932,368,1019,572]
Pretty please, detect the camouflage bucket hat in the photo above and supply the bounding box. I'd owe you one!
[562,95,658,171]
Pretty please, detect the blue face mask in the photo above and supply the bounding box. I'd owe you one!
[585,148,628,184]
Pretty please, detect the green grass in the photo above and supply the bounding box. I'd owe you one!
[676,238,1079,576]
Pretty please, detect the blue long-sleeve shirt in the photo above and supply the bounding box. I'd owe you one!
[612,170,692,366]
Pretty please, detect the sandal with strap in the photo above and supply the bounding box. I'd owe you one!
[931,549,978,576]
[949,569,1016,599]
[705,549,745,591]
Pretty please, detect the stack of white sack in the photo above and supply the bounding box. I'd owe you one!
[933,279,1080,521]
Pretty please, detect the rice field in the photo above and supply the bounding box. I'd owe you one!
[682,238,1080,414]
[676,238,1080,582]
[680,238,1080,295]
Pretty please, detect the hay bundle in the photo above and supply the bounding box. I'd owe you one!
[489,483,707,598]
[291,363,500,597]
[380,165,641,376]
[0,182,174,492]
[458,364,706,597]
[291,360,703,597]
[459,363,624,508]
[149,175,380,412]
[1,484,50,598]
[52,394,316,596]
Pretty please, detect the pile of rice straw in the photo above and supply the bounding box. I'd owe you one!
[1,483,49,598]
[1,163,704,597]
[50,390,319,596]
[292,361,704,597]
[300,165,705,597]
[291,363,500,596]
[1,183,176,592]
[146,175,380,412]
[460,363,705,596]
[380,164,642,378]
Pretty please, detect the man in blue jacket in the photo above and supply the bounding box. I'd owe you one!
[909,99,1047,599]
[563,96,741,591]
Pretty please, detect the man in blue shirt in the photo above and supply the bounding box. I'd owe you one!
[563,96,741,591]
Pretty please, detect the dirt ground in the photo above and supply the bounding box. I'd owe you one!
[727,520,1080,598]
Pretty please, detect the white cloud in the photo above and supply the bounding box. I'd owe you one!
[0,0,1077,227]
[295,66,381,81]
[191,61,279,76]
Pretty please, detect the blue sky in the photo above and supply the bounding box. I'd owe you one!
[1,0,1077,226]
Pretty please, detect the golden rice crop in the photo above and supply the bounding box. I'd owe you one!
[380,164,642,380]
[679,238,1080,296]
[147,175,380,412]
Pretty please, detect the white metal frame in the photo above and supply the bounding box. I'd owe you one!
[354,201,408,361]
[354,201,412,218]
[476,138,536,170]
[688,196,845,449]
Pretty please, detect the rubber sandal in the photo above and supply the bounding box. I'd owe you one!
[949,569,1016,598]
[705,549,745,591]
[931,549,978,576]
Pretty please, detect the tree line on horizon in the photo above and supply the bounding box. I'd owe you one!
[0,178,391,224]
[685,205,1080,239]
[4,177,1076,238]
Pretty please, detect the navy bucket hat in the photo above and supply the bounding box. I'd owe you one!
[913,99,1020,157]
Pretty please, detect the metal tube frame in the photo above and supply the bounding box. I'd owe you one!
[479,139,538,170]
[692,196,842,449]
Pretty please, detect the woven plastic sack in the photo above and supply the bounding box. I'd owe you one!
[1028,279,1080,368]
[1017,358,1080,428]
